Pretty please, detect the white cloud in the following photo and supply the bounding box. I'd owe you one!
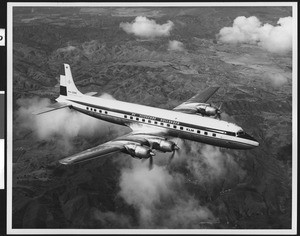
[265,72,288,87]
[57,45,76,53]
[118,160,215,228]
[14,94,122,153]
[168,40,185,51]
[120,16,174,39]
[218,16,293,53]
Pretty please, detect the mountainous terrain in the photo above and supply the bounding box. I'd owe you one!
[12,6,293,229]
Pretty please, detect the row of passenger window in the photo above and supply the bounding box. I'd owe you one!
[86,107,108,114]
[123,115,217,137]
[85,107,217,137]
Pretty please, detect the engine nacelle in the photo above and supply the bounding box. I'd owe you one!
[147,138,178,153]
[196,104,218,116]
[124,144,155,159]
[157,140,177,152]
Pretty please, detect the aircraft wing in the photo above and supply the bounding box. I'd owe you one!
[173,87,220,113]
[58,141,125,165]
[58,132,159,165]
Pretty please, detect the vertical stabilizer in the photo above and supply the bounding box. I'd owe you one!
[60,64,82,97]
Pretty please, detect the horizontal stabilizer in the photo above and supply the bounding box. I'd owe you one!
[84,92,98,96]
[32,102,70,115]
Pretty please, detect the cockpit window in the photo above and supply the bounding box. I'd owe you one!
[236,130,257,141]
[236,130,245,136]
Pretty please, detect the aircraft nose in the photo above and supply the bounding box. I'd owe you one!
[245,132,259,147]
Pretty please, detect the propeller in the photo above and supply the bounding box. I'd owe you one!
[148,151,155,170]
[168,143,180,164]
[215,103,223,120]
[149,155,154,170]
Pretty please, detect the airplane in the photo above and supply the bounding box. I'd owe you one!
[35,64,259,169]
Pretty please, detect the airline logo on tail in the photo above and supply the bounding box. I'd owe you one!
[60,64,82,97]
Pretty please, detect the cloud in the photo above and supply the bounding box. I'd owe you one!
[265,72,288,87]
[217,16,293,53]
[14,94,123,153]
[120,16,174,39]
[185,144,246,186]
[57,45,77,53]
[99,92,116,100]
[168,40,185,51]
[93,210,132,228]
[118,156,217,228]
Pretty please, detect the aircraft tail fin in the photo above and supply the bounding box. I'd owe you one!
[60,64,83,97]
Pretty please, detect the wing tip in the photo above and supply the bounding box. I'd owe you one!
[58,158,72,165]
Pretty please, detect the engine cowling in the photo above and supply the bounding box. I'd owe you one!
[124,144,155,159]
[196,104,218,116]
[157,140,178,152]
[147,138,178,153]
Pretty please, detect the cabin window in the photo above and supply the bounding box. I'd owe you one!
[213,133,216,137]
[86,107,89,110]
[197,130,200,134]
[142,119,145,122]
[94,109,96,112]
[124,115,127,118]
[136,118,139,121]
[204,132,208,135]
[148,120,151,123]
[167,124,170,127]
[180,127,183,130]
[105,111,108,114]
[154,121,158,124]
[173,125,177,129]
[99,110,102,113]
[130,116,133,119]
[160,122,164,126]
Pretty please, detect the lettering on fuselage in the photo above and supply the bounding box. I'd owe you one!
[159,118,179,125]
[131,113,180,125]
[186,128,194,132]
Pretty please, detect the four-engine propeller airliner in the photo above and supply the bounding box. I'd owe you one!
[35,64,259,169]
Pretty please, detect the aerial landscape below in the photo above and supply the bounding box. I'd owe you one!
[12,6,293,229]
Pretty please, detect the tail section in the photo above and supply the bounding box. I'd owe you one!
[60,64,82,97]
[33,64,81,115]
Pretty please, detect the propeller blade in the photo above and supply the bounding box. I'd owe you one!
[218,102,223,110]
[149,156,153,170]
[168,145,180,164]
[215,111,221,120]
[213,102,223,120]
[168,151,175,164]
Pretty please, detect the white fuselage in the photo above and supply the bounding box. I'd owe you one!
[56,94,259,149]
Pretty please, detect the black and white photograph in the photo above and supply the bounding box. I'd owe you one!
[6,2,297,234]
